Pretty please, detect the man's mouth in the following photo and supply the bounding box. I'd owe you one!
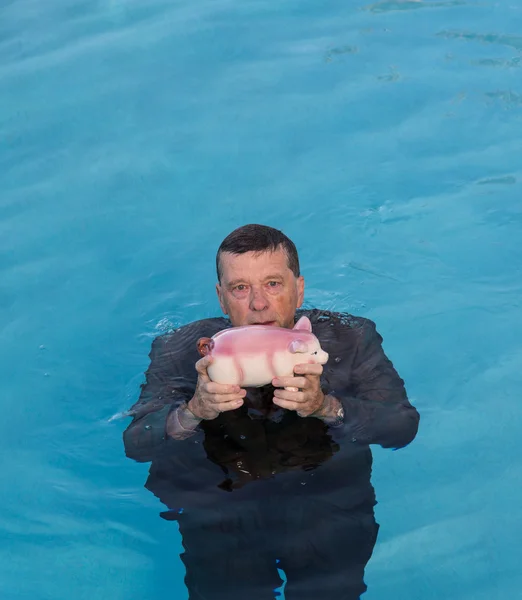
[252,321,276,326]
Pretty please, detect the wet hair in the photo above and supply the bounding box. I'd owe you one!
[216,224,300,282]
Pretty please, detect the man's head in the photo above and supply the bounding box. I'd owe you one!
[215,224,304,328]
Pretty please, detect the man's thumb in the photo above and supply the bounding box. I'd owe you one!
[196,355,213,380]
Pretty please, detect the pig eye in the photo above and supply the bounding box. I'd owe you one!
[312,351,318,355]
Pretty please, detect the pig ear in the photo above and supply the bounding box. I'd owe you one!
[289,339,309,354]
[293,316,312,333]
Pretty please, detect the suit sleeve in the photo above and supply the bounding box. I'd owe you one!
[332,320,420,449]
[122,328,202,463]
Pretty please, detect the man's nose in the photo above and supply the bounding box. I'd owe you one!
[249,288,269,311]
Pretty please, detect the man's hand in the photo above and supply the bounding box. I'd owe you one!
[187,355,247,420]
[272,363,326,418]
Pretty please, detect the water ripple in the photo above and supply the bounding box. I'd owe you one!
[363,0,467,14]
[437,29,522,51]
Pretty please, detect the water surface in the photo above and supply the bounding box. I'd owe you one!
[1,0,522,598]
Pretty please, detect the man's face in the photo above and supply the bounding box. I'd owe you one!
[216,248,305,328]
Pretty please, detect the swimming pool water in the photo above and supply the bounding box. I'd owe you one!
[1,0,522,598]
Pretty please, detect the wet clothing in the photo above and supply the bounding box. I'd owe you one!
[168,495,379,600]
[123,309,420,599]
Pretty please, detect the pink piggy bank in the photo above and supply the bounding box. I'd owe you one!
[196,316,329,389]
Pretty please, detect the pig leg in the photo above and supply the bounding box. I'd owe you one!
[232,357,245,387]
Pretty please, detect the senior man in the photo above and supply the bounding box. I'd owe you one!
[123,224,420,600]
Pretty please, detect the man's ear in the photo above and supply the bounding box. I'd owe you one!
[216,283,228,315]
[296,275,305,308]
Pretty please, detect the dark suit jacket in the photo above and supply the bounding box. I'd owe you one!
[123,309,420,513]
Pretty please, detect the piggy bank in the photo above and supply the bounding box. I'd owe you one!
[196,316,329,389]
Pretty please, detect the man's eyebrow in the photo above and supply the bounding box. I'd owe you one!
[227,279,247,288]
[226,275,283,288]
[263,274,284,281]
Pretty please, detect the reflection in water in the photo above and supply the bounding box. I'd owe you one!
[325,46,359,62]
[472,57,521,69]
[123,309,420,599]
[485,90,522,109]
[377,65,401,82]
[437,30,522,52]
[477,175,517,186]
[363,0,466,14]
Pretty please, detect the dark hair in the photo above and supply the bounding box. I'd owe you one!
[216,224,300,282]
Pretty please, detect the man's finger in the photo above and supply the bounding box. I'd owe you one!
[272,376,308,389]
[213,399,244,413]
[272,397,302,412]
[195,356,213,380]
[294,363,323,376]
[273,389,306,403]
[205,382,244,395]
[206,391,246,404]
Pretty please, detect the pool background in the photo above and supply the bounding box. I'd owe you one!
[1,0,522,598]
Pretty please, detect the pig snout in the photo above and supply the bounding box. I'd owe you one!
[316,349,329,365]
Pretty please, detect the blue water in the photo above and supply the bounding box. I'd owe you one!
[2,0,522,598]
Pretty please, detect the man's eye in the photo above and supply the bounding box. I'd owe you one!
[268,281,280,287]
[236,285,246,291]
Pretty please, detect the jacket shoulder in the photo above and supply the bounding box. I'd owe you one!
[151,316,230,354]
[299,308,376,332]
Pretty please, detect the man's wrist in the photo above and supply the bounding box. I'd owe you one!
[166,402,202,439]
[179,401,203,428]
[313,394,345,426]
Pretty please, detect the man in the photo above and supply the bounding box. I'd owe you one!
[123,224,420,600]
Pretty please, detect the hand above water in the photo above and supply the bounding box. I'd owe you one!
[272,363,326,417]
[187,355,247,420]
[272,363,343,422]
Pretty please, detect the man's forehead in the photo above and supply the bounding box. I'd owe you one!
[220,249,290,279]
